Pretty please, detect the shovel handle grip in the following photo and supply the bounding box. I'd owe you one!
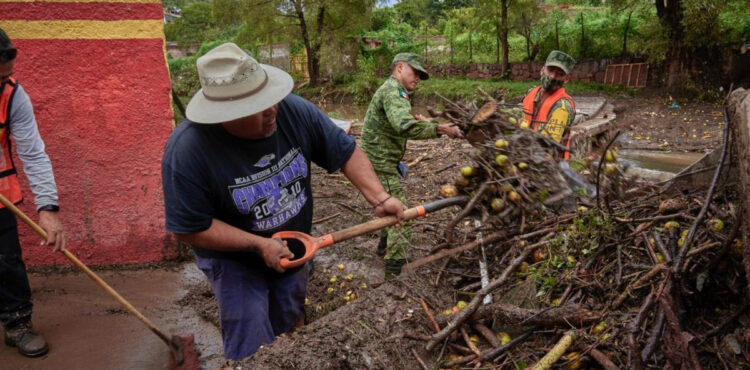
[330,196,469,243]
[276,232,334,269]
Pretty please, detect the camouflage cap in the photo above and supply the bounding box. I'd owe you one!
[392,52,429,80]
[545,50,576,75]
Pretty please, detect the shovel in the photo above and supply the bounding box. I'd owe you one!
[0,193,200,369]
[277,196,468,269]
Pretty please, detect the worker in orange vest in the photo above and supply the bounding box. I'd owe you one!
[0,28,67,358]
[519,50,576,160]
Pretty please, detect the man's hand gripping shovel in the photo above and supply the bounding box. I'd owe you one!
[275,196,468,269]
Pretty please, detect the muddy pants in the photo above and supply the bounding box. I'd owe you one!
[376,173,411,261]
[196,256,309,360]
[0,208,33,329]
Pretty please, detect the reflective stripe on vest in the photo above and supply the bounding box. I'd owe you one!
[0,78,24,207]
[521,86,576,160]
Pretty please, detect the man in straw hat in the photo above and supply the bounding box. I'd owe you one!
[0,28,67,358]
[361,52,462,278]
[161,43,404,360]
[519,50,577,160]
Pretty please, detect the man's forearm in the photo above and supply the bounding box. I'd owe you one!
[340,146,390,206]
[176,218,265,253]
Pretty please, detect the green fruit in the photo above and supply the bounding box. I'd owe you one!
[519,262,530,273]
[494,139,509,149]
[490,198,505,212]
[499,332,511,345]
[494,154,509,166]
[731,239,743,257]
[708,218,724,232]
[592,321,608,335]
[508,117,517,125]
[456,300,468,310]
[461,166,476,178]
[664,221,680,232]
[518,162,528,170]
[605,150,617,163]
[604,163,618,175]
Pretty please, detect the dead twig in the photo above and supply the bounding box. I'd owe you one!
[529,331,576,370]
[590,348,619,370]
[673,105,731,274]
[411,348,430,370]
[404,231,504,272]
[312,212,341,224]
[426,237,549,350]
[420,298,441,333]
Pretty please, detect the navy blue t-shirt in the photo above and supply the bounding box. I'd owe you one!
[162,94,355,268]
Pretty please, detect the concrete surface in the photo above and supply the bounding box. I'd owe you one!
[0,263,224,370]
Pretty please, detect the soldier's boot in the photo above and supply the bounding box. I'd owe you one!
[4,321,49,358]
[384,259,405,281]
[376,235,387,256]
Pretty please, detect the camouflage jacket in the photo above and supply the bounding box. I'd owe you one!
[361,76,438,175]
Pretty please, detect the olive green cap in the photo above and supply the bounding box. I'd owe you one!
[392,52,429,80]
[545,50,576,75]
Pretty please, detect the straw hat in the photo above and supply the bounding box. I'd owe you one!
[185,43,293,124]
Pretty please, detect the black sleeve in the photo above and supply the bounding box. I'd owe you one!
[283,95,356,173]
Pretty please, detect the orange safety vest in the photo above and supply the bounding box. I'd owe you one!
[522,86,575,160]
[0,78,24,208]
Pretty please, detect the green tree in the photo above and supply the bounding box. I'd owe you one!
[164,3,217,45]
[221,0,377,86]
[611,0,748,92]
[476,0,514,73]
[514,0,544,61]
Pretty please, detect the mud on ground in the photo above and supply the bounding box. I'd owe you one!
[608,92,724,152]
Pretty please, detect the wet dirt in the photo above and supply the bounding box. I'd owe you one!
[608,93,724,152]
[0,263,224,370]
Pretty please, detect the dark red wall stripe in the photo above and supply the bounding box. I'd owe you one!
[1,2,163,21]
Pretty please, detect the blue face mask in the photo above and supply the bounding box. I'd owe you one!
[541,74,564,92]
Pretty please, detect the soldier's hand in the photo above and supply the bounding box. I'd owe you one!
[374,195,405,222]
[257,237,294,273]
[38,210,67,253]
[437,124,463,139]
[413,113,430,122]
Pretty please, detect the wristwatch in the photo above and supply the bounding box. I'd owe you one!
[38,204,60,213]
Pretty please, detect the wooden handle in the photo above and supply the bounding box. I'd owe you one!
[329,196,468,243]
[330,207,421,243]
[0,193,172,345]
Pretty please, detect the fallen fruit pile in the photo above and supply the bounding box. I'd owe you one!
[401,97,747,369]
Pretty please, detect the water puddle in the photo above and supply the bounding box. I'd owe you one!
[618,149,706,181]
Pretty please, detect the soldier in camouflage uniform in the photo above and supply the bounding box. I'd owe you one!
[361,53,462,278]
[518,50,577,159]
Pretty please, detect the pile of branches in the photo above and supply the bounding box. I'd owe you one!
[401,96,747,369]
